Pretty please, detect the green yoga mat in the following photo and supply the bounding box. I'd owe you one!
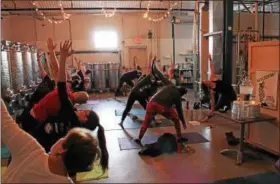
[1,166,7,176]
[76,160,108,182]
[1,146,10,159]
[211,172,280,184]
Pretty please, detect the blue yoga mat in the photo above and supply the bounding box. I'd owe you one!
[211,172,280,184]
[115,109,145,116]
[1,146,10,159]
[118,132,209,150]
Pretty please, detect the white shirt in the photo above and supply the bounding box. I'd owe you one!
[1,99,73,183]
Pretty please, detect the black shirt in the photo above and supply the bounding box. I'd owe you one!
[151,85,185,124]
[214,80,237,100]
[29,75,55,108]
[122,70,141,81]
[131,74,158,98]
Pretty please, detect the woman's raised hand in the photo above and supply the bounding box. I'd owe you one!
[60,40,72,60]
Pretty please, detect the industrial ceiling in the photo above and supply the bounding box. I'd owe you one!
[1,0,279,16]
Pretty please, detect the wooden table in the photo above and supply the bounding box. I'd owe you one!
[217,112,277,165]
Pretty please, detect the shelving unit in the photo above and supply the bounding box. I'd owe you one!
[162,53,196,88]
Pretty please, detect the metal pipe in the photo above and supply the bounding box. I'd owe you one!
[172,16,175,64]
[255,2,259,31]
[67,19,74,66]
[262,0,265,40]
[239,0,252,13]
[2,7,195,12]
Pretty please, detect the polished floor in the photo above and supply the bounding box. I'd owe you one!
[1,91,279,183]
[85,91,279,183]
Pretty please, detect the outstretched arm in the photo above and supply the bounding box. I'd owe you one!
[208,53,216,80]
[168,60,175,79]
[1,99,44,159]
[47,38,59,82]
[37,52,47,79]
[58,40,80,126]
[152,61,172,85]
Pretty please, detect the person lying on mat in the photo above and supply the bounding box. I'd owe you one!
[119,56,161,127]
[200,54,237,122]
[1,99,105,183]
[134,63,187,144]
[115,63,142,97]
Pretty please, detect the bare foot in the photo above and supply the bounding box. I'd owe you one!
[119,121,124,129]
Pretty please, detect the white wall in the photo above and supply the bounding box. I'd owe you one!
[1,13,194,67]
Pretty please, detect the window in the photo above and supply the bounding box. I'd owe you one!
[93,30,118,50]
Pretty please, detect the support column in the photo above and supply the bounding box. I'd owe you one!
[223,0,233,85]
[209,0,223,79]
[199,5,209,82]
[172,16,176,64]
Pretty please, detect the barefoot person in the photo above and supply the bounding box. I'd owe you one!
[200,54,237,122]
[135,63,187,143]
[119,57,160,127]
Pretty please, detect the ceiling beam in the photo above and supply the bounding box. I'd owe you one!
[239,0,252,13]
[1,7,195,12]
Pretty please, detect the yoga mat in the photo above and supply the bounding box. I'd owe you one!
[118,132,209,150]
[76,104,95,110]
[1,147,10,159]
[76,160,108,182]
[211,172,280,184]
[105,118,173,131]
[115,109,145,116]
[1,166,7,176]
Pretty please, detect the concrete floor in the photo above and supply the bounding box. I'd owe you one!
[85,91,279,183]
[1,91,278,183]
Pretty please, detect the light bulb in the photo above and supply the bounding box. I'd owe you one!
[143,12,148,18]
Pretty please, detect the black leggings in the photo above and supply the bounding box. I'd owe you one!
[115,77,134,97]
[214,94,233,111]
[121,93,148,121]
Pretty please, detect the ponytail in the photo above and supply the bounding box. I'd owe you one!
[97,124,109,172]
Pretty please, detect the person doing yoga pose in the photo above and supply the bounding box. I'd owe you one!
[134,62,187,144]
[1,99,105,183]
[119,57,161,127]
[115,59,143,97]
[200,54,237,122]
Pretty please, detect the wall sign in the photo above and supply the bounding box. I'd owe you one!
[255,70,279,110]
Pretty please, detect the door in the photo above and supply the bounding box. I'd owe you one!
[129,47,148,74]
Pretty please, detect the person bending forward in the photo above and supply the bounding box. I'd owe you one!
[119,58,160,127]
[135,63,187,143]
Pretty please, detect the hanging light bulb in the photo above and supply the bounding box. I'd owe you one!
[143,12,148,18]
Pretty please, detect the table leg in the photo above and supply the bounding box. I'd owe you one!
[237,123,245,165]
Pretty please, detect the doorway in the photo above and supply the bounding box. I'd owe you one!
[128,47,148,74]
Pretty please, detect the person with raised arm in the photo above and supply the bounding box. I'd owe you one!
[200,54,237,122]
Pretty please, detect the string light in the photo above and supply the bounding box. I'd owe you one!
[100,1,118,18]
[31,1,71,24]
[143,1,179,22]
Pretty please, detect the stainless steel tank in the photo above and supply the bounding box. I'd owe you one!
[85,63,94,89]
[30,46,39,81]
[94,63,106,91]
[109,63,120,90]
[21,44,33,86]
[10,42,24,92]
[104,63,110,88]
[1,40,12,94]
